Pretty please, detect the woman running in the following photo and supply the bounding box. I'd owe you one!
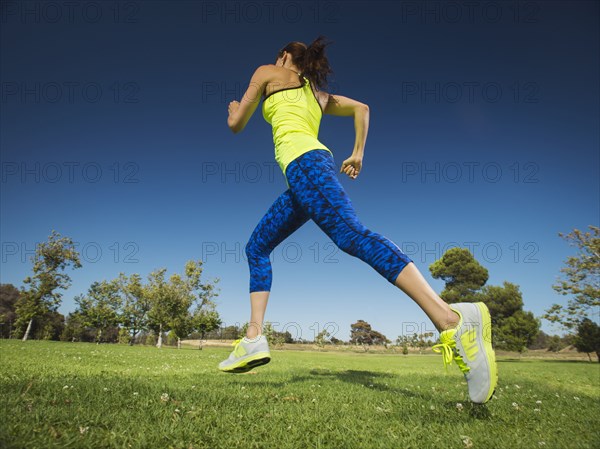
[219,36,497,404]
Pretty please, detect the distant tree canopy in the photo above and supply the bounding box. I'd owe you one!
[430,248,539,353]
[543,226,599,361]
[0,284,20,338]
[350,320,389,346]
[70,260,222,347]
[573,318,600,362]
[13,230,81,341]
[430,247,489,304]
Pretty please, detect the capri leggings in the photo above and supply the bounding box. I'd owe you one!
[245,149,413,292]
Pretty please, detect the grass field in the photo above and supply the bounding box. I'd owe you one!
[1,340,598,449]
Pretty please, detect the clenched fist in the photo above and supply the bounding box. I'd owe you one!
[340,155,362,179]
[228,100,240,116]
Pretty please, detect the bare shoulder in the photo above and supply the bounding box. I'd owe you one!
[262,65,306,97]
[261,64,298,83]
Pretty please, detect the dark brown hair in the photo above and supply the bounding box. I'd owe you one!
[277,35,334,91]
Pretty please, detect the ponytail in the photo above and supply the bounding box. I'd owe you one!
[277,35,334,91]
[301,35,334,91]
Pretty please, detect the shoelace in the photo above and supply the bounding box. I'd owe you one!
[229,338,246,358]
[432,333,470,374]
[432,341,454,368]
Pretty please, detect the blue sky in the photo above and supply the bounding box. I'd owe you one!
[1,0,598,341]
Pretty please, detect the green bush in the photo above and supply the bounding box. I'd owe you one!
[118,328,132,345]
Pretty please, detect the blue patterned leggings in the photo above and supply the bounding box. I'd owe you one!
[245,149,413,292]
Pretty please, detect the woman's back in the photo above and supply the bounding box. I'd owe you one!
[262,66,328,109]
[261,65,332,180]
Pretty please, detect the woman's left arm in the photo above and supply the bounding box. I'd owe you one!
[227,65,270,134]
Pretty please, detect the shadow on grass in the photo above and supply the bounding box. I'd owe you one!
[247,369,431,400]
[228,366,500,415]
[307,368,403,391]
[304,369,494,419]
[273,368,493,419]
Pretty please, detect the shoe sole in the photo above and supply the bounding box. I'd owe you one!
[219,351,271,373]
[476,302,498,403]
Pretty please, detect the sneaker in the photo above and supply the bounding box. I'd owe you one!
[432,302,498,404]
[218,335,271,373]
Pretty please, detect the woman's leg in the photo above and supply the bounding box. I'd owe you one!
[393,262,459,331]
[286,150,459,332]
[244,189,310,339]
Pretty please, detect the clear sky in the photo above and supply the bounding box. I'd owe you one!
[1,0,598,341]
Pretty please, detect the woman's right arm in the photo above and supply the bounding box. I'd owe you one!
[324,94,369,159]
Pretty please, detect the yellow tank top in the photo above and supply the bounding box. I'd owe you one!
[262,73,332,185]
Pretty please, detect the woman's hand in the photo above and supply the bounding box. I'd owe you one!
[228,100,240,117]
[340,155,363,179]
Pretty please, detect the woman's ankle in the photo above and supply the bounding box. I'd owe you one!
[245,332,262,341]
[439,310,460,332]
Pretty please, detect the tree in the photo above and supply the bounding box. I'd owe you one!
[350,320,374,346]
[182,260,220,349]
[544,226,599,330]
[168,270,196,349]
[75,280,122,343]
[117,273,149,345]
[14,230,81,341]
[205,325,240,340]
[190,308,221,349]
[478,282,524,326]
[239,321,286,347]
[315,329,330,348]
[477,282,539,352]
[60,311,87,342]
[408,333,418,349]
[263,322,286,347]
[330,336,342,345]
[494,310,540,354]
[395,335,409,347]
[0,284,21,338]
[429,247,489,303]
[528,330,551,350]
[35,310,65,340]
[416,332,435,353]
[547,335,564,352]
[147,260,220,349]
[146,268,180,349]
[350,320,389,349]
[573,318,600,362]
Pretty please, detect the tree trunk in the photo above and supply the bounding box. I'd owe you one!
[129,328,137,346]
[97,328,102,344]
[156,324,163,348]
[22,318,33,341]
[596,350,600,363]
[177,337,181,350]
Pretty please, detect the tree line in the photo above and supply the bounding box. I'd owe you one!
[1,227,598,360]
[1,231,221,348]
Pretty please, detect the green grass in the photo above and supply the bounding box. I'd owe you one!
[1,340,598,449]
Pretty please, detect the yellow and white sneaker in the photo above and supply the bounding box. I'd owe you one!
[218,335,271,373]
[433,302,498,404]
